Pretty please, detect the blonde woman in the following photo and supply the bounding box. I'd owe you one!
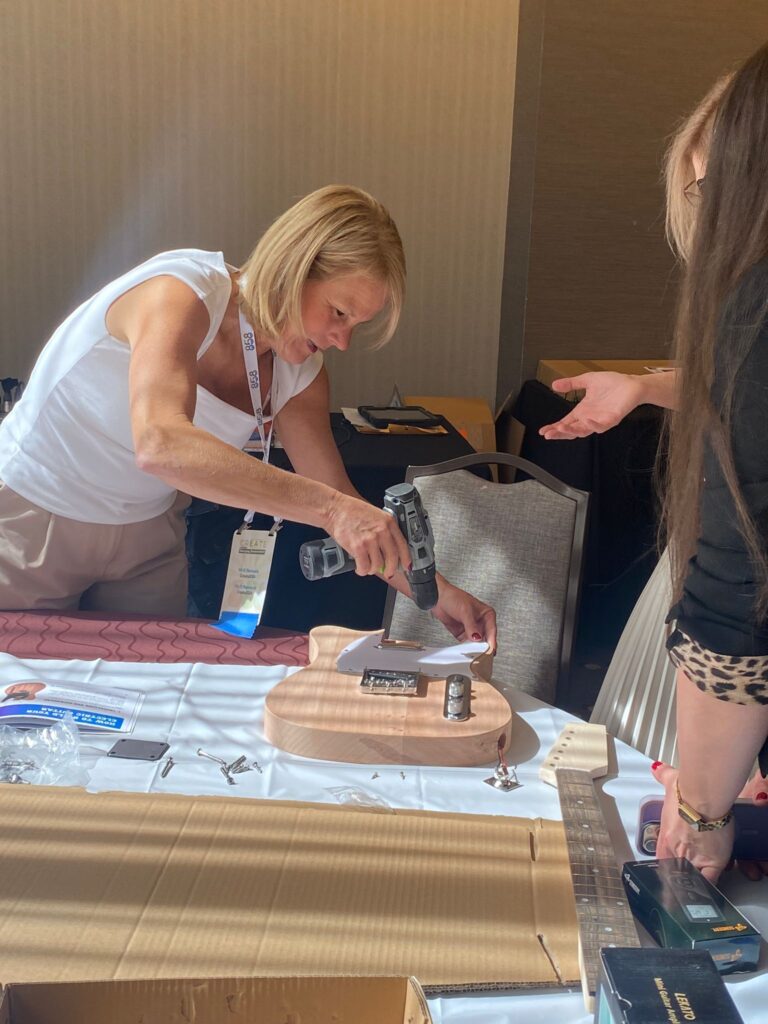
[0,184,496,646]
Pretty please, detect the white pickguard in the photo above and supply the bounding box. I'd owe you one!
[336,630,492,680]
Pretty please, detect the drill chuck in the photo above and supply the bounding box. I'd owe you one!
[407,566,439,611]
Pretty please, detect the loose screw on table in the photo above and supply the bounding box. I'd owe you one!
[196,748,228,767]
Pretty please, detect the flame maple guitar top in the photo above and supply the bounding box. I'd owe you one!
[264,625,513,766]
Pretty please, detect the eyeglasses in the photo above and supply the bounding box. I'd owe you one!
[683,177,706,203]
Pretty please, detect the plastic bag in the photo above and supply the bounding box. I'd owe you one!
[0,712,88,787]
[325,786,393,810]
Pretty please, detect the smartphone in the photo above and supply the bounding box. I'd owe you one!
[108,738,170,761]
[357,405,442,429]
[637,797,768,860]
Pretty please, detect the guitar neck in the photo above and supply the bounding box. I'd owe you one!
[555,766,640,1006]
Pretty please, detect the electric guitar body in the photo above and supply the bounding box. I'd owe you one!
[264,625,513,766]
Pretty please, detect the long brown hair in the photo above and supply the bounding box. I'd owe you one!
[664,43,768,616]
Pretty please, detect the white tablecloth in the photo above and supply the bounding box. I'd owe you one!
[15,654,768,1023]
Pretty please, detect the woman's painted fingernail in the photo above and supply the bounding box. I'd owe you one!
[651,761,663,771]
[756,792,768,802]
[472,632,482,641]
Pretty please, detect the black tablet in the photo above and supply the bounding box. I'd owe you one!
[357,405,441,429]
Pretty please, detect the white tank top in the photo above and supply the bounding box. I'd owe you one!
[0,249,322,524]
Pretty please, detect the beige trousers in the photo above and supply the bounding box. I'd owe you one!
[0,483,189,616]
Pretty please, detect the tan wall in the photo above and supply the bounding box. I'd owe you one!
[0,0,519,410]
[497,0,768,409]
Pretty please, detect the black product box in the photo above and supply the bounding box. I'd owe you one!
[595,947,744,1024]
[621,858,761,974]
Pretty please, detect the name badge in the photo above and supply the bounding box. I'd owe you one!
[212,529,276,638]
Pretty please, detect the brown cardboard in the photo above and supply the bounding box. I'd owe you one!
[537,359,675,402]
[497,414,525,459]
[0,785,580,993]
[0,976,431,1024]
[405,396,497,454]
[494,411,526,483]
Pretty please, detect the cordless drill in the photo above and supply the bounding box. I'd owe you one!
[298,482,438,610]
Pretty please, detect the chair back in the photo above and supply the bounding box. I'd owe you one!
[382,453,589,705]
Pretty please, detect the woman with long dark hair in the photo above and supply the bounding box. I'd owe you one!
[655,45,768,879]
[541,55,768,880]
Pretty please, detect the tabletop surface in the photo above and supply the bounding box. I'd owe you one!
[1,614,766,1023]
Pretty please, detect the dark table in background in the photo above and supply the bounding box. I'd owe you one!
[514,379,664,656]
[186,413,474,632]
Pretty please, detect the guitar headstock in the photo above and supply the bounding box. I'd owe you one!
[539,723,609,787]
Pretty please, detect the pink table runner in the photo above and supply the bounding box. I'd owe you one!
[0,612,308,666]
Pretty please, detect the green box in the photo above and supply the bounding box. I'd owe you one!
[621,858,760,975]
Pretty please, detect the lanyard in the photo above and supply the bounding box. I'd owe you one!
[239,310,280,532]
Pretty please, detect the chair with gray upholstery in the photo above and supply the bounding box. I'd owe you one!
[382,453,589,706]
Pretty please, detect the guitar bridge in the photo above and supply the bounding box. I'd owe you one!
[360,667,420,695]
[375,639,424,651]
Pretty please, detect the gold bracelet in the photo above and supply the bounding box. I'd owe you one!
[676,781,733,833]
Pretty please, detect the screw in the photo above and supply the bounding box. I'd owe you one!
[252,760,263,775]
[161,757,175,778]
[197,748,227,767]
[227,755,247,773]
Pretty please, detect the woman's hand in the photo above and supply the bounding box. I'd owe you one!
[651,761,768,880]
[652,762,735,883]
[538,372,647,440]
[430,577,497,652]
[325,492,412,578]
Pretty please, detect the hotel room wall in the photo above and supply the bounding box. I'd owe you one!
[497,0,768,410]
[0,0,519,411]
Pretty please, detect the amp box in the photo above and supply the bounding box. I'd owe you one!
[595,947,744,1024]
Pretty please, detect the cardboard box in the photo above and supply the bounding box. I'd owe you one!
[0,975,432,1024]
[405,396,496,453]
[621,859,760,974]
[595,947,744,1024]
[0,785,581,992]
[536,359,675,403]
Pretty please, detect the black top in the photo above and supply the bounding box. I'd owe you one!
[674,262,768,655]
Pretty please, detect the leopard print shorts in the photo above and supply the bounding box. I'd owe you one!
[666,627,768,705]
[667,626,768,776]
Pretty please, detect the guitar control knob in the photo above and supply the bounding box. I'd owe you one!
[443,674,471,721]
